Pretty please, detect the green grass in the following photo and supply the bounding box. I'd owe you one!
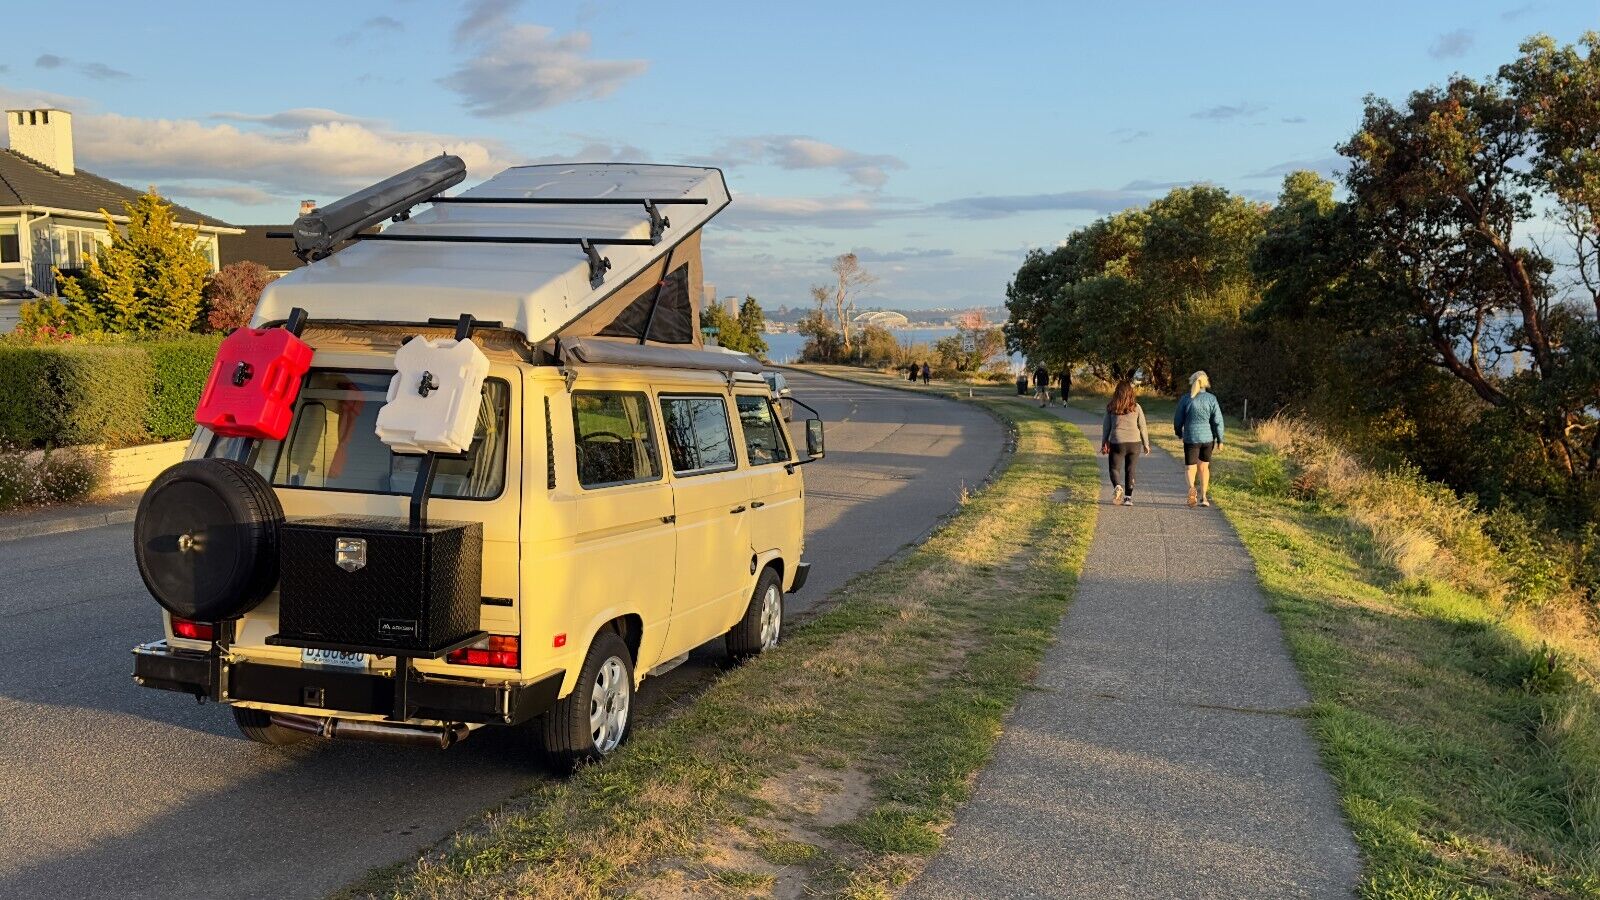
[340,370,1099,899]
[1064,389,1600,899]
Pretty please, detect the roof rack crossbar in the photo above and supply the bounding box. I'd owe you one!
[426,197,709,205]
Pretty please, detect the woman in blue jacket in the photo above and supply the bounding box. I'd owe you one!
[1173,370,1224,508]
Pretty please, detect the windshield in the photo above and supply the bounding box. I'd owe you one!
[207,369,510,500]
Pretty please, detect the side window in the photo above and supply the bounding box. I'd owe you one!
[736,395,791,466]
[659,396,737,474]
[572,391,661,488]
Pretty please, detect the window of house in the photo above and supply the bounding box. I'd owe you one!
[572,391,661,488]
[207,370,510,500]
[736,395,791,466]
[50,227,104,271]
[659,396,737,474]
[0,225,19,265]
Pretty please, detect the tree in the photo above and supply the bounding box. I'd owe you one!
[829,253,875,354]
[701,303,745,351]
[1339,75,1583,475]
[204,261,278,332]
[733,296,769,356]
[53,189,213,334]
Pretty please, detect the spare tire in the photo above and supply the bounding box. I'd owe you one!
[134,458,284,622]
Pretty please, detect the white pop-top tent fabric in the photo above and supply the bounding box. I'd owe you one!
[253,164,731,346]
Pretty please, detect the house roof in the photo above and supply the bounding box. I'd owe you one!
[220,226,305,271]
[220,225,373,272]
[0,148,235,230]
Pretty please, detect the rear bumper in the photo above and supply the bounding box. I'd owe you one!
[132,640,562,726]
[789,562,811,594]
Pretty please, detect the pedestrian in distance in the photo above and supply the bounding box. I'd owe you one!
[1174,370,1224,508]
[921,361,931,385]
[1056,367,1072,406]
[1034,364,1051,406]
[1100,379,1150,506]
[908,362,919,382]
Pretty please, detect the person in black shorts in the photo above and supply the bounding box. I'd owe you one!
[1173,370,1224,507]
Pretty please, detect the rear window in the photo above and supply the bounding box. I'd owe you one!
[207,370,510,500]
[659,396,736,474]
[572,391,661,488]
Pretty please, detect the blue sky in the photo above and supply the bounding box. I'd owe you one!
[1,0,1594,310]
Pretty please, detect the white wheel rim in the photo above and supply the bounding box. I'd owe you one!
[759,585,782,650]
[589,656,631,754]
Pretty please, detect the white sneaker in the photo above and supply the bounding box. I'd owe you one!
[1123,496,1134,506]
[1200,498,1211,507]
[1112,485,1123,506]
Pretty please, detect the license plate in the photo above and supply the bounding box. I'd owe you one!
[301,648,369,670]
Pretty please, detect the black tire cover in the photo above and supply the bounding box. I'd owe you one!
[134,458,284,621]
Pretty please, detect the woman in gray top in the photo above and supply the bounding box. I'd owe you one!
[1100,379,1150,506]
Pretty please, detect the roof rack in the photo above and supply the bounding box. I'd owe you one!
[270,158,710,286]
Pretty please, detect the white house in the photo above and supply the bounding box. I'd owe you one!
[0,108,241,330]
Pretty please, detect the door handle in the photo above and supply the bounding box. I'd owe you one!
[660,514,676,524]
[729,505,746,514]
[750,501,765,509]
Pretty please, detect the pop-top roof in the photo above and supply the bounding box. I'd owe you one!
[253,163,730,345]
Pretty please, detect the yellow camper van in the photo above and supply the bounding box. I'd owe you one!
[130,161,822,764]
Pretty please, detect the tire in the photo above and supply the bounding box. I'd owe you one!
[726,567,783,661]
[231,707,307,746]
[540,631,635,768]
[134,458,284,622]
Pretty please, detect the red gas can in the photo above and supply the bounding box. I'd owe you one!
[194,326,314,440]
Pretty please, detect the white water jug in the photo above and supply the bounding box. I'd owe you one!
[375,337,491,455]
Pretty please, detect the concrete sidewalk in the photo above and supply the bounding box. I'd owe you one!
[906,404,1361,899]
[0,492,140,543]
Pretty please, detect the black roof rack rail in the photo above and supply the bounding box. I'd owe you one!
[427,196,708,244]
[264,232,642,287]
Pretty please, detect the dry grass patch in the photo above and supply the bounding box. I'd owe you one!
[341,382,1098,900]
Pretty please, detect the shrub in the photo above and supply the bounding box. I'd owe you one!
[204,261,276,332]
[0,342,152,447]
[144,333,223,441]
[0,444,104,510]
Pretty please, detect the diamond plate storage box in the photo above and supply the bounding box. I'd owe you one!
[277,515,482,653]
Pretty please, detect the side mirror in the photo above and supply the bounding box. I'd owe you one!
[806,419,825,459]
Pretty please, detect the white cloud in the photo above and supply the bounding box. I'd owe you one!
[1429,29,1474,59]
[454,0,522,46]
[721,193,915,230]
[1191,102,1266,121]
[211,108,385,130]
[73,113,517,201]
[441,24,647,116]
[694,135,906,189]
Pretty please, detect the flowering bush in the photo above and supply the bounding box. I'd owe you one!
[0,444,103,511]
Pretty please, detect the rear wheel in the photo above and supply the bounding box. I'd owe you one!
[231,707,307,746]
[726,567,783,661]
[541,631,634,768]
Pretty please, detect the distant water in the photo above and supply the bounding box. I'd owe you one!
[760,327,1021,369]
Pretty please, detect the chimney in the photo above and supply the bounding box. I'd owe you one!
[6,109,74,175]
[299,199,317,216]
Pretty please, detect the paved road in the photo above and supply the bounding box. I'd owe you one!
[907,404,1361,900]
[0,371,1000,900]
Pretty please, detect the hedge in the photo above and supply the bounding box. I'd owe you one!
[145,334,225,441]
[0,334,223,448]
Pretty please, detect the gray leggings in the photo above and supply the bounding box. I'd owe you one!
[1108,443,1140,494]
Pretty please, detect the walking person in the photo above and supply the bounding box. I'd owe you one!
[1174,370,1225,508]
[921,361,931,385]
[1056,367,1072,406]
[1100,379,1149,506]
[908,362,919,382]
[1033,364,1051,407]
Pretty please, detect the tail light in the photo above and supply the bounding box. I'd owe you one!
[171,618,216,641]
[447,635,519,669]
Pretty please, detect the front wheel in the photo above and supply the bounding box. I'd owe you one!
[541,631,634,768]
[726,568,784,661]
